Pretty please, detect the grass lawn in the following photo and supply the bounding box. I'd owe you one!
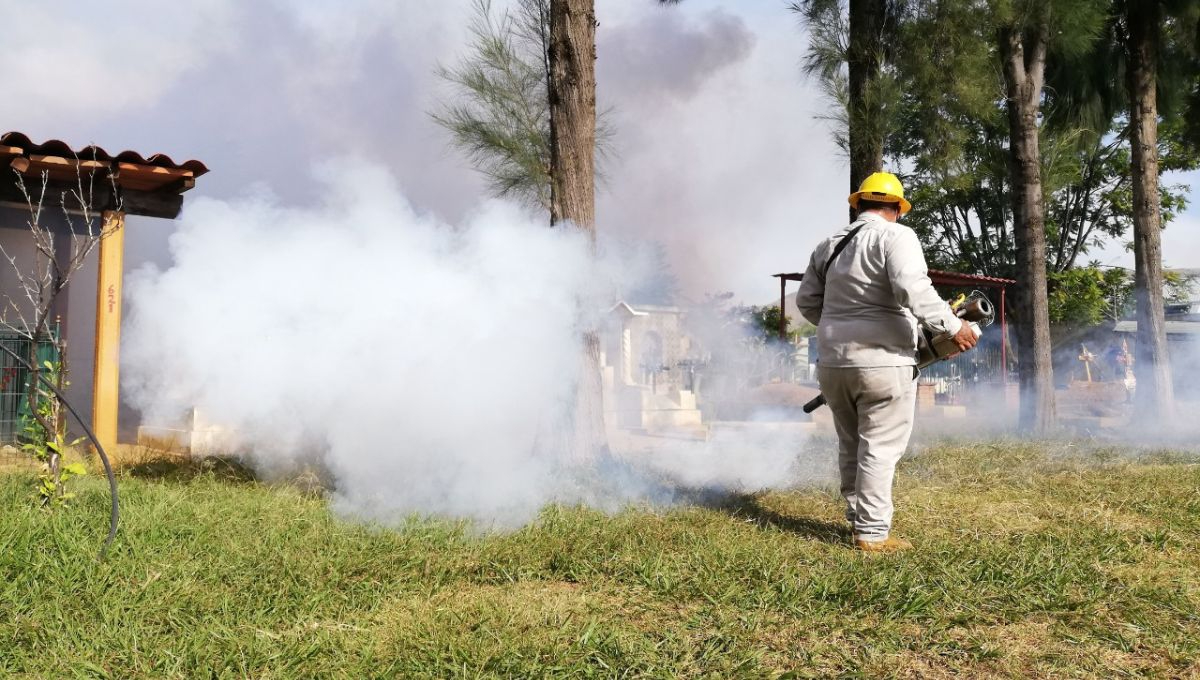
[3,441,1200,678]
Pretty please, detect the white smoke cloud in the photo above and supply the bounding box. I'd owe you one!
[595,2,847,302]
[599,7,756,103]
[3,1,855,305]
[0,0,238,125]
[122,160,824,524]
[635,426,833,493]
[8,1,1200,304]
[122,161,600,523]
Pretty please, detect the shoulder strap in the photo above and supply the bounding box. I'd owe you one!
[822,221,867,279]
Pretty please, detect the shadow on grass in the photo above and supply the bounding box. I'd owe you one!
[120,449,332,497]
[713,493,851,544]
[586,453,850,544]
[123,454,260,484]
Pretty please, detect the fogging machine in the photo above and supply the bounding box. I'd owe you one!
[802,290,996,413]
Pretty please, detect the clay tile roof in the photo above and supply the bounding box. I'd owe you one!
[0,131,209,219]
[0,131,208,177]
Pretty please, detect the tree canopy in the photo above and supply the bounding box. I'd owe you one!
[795,0,1200,324]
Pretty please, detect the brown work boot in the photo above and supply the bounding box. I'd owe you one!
[853,536,913,553]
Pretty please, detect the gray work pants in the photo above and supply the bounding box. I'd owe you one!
[817,365,917,540]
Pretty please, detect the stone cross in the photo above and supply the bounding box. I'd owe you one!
[1119,338,1136,392]
[1078,344,1096,383]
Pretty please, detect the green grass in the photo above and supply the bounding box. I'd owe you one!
[3,442,1200,678]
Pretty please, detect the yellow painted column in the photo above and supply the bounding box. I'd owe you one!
[92,210,125,454]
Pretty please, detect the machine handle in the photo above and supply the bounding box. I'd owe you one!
[802,393,827,413]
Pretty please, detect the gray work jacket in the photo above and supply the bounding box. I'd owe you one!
[795,212,961,367]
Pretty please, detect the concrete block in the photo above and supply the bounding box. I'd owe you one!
[677,390,697,410]
[916,383,937,411]
[136,426,192,453]
[136,409,233,456]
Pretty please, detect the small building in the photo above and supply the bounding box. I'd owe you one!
[0,132,207,451]
[600,302,704,434]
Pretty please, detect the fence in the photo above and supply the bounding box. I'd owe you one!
[918,344,1008,405]
[0,328,61,444]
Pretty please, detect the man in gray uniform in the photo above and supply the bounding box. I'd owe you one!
[796,172,977,552]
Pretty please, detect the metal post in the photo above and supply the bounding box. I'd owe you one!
[1000,286,1007,385]
[779,277,787,340]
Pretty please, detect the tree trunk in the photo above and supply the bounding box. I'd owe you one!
[1126,0,1175,421]
[548,0,606,462]
[1000,24,1056,434]
[548,0,596,231]
[847,0,887,201]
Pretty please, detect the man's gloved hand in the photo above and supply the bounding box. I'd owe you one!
[952,322,979,352]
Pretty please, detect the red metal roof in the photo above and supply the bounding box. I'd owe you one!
[771,270,1015,287]
[928,269,1016,288]
[0,131,208,177]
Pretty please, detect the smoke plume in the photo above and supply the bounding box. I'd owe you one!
[123,161,822,526]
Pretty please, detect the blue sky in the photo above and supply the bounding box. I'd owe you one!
[1090,169,1200,271]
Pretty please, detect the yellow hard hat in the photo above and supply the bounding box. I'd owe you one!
[848,171,912,215]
